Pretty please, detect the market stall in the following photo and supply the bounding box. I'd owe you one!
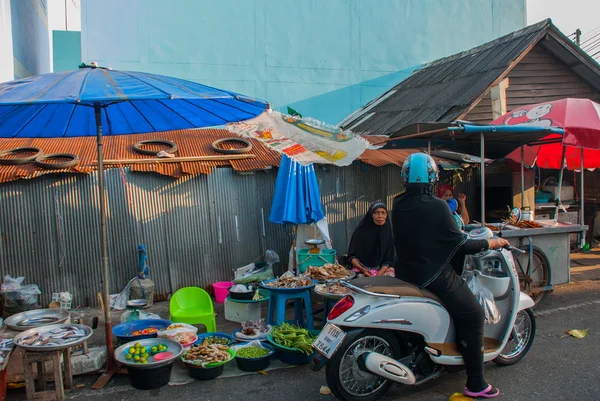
[383,120,588,303]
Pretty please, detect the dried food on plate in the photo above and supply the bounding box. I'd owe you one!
[515,221,544,229]
[263,272,313,288]
[307,264,352,280]
[316,282,350,295]
[184,344,231,366]
[485,224,500,232]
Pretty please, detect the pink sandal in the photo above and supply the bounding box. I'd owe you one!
[463,384,500,399]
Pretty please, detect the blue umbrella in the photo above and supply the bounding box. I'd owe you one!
[270,155,325,225]
[0,65,268,376]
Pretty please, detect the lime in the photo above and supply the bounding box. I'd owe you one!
[133,355,140,362]
[140,347,146,353]
[128,347,135,354]
[134,342,141,348]
[142,353,149,359]
[151,346,157,352]
[125,354,132,360]
[142,360,148,364]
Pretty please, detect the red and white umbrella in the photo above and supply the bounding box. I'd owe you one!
[498,98,600,169]
[492,98,600,247]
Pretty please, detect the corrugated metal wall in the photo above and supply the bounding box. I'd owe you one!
[0,164,471,307]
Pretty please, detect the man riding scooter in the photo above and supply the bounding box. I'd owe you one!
[392,153,509,398]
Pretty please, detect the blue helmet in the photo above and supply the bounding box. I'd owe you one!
[401,153,438,185]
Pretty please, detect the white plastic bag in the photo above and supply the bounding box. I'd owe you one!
[119,309,162,323]
[464,270,501,324]
[234,319,272,341]
[1,275,24,291]
[232,339,269,352]
[158,323,198,344]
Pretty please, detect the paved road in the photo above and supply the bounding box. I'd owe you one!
[9,277,600,401]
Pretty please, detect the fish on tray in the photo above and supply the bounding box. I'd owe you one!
[18,326,87,347]
[16,317,59,327]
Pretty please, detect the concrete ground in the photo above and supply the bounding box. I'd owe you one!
[6,258,600,400]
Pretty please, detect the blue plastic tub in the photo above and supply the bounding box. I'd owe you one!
[112,319,171,342]
[195,332,235,346]
[234,343,275,372]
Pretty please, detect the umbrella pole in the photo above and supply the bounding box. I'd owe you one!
[293,225,298,273]
[92,105,116,389]
[521,146,525,207]
[480,133,485,226]
[580,147,586,248]
[554,144,567,219]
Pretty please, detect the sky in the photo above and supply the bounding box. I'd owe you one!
[527,0,600,57]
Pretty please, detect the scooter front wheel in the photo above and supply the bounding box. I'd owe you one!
[493,308,536,366]
[325,330,401,401]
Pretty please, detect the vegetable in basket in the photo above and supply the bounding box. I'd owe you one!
[271,323,316,354]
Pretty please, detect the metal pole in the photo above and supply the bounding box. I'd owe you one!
[95,105,113,362]
[581,147,586,248]
[521,146,525,207]
[554,144,567,219]
[480,133,485,226]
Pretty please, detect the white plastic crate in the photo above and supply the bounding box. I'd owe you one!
[52,292,72,309]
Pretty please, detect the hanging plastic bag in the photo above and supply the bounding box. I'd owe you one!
[464,270,501,324]
[110,278,136,310]
[233,250,279,284]
[1,275,24,291]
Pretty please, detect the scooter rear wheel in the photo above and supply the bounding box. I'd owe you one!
[493,308,536,366]
[325,330,401,401]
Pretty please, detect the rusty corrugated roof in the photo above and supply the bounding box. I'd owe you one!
[0,129,450,184]
[0,129,281,183]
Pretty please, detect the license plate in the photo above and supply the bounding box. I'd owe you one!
[312,323,346,359]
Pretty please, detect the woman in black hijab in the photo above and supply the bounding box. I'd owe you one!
[347,202,395,277]
[392,153,508,399]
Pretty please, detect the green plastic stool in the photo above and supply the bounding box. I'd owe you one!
[169,287,216,332]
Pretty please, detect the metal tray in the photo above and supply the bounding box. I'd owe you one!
[5,309,70,331]
[115,338,183,370]
[126,299,149,308]
[314,284,349,300]
[14,324,93,352]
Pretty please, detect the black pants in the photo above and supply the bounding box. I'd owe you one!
[426,265,487,391]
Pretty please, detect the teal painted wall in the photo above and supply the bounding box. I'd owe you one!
[9,0,51,79]
[52,30,81,72]
[81,0,526,125]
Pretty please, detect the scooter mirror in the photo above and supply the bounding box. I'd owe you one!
[509,207,521,225]
[446,198,458,213]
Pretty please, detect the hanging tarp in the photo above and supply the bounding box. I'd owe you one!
[227,110,372,166]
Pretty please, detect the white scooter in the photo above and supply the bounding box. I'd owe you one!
[312,209,536,401]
